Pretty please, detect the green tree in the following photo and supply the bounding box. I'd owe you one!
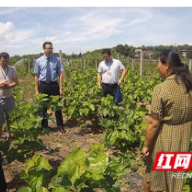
[115,44,125,56]
[9,55,22,65]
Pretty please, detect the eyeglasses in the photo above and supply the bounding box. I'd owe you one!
[45,48,53,50]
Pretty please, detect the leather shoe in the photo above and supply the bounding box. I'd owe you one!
[58,126,66,134]
[42,127,52,133]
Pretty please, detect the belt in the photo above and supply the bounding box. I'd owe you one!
[102,82,118,87]
[40,81,58,85]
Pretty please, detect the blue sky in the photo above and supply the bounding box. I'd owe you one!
[0,7,192,56]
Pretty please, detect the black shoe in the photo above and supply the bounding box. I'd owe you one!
[42,126,52,133]
[58,126,66,134]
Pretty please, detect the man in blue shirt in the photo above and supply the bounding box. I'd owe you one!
[34,42,65,133]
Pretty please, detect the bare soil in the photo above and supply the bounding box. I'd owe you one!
[2,116,145,192]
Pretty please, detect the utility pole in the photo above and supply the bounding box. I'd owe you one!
[135,49,143,76]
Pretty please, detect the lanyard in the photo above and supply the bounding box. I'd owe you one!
[0,66,9,80]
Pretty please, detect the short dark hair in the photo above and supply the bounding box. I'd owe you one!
[102,49,111,55]
[0,52,9,59]
[43,42,53,49]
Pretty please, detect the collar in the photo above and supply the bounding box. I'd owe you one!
[166,73,175,80]
[43,54,51,60]
[105,58,113,64]
[0,65,8,70]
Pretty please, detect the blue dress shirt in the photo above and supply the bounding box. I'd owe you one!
[34,54,63,82]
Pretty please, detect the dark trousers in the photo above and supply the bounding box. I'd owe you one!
[0,153,6,192]
[39,82,64,128]
[101,83,118,118]
[101,83,118,97]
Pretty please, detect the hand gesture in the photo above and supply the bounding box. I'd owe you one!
[142,146,150,156]
[118,79,122,85]
[60,89,63,96]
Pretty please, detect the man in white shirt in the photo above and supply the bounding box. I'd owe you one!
[0,52,18,140]
[97,49,127,99]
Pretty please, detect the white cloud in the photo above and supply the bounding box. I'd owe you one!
[1,7,192,56]
[0,21,14,41]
